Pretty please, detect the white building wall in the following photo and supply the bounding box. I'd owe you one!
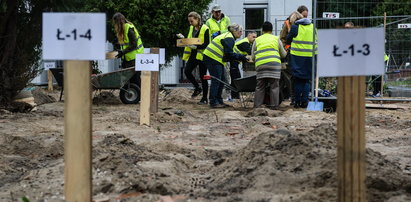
[160,56,181,84]
[210,0,312,36]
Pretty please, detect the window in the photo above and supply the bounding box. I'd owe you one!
[244,8,267,36]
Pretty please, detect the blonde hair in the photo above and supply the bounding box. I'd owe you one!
[188,11,202,22]
[289,11,304,25]
[113,12,131,42]
[228,23,243,33]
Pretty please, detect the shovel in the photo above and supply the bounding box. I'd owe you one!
[307,74,324,111]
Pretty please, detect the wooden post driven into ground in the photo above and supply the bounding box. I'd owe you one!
[150,48,159,113]
[337,76,366,202]
[48,70,53,91]
[64,60,92,201]
[140,71,151,125]
[139,48,160,125]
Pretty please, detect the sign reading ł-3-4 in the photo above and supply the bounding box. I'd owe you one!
[42,13,106,60]
[317,28,385,77]
[135,54,159,71]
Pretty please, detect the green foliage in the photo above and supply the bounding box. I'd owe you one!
[77,0,213,62]
[0,0,80,105]
[21,196,30,202]
[373,0,411,16]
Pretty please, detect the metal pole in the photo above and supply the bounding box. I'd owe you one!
[311,0,317,101]
[275,18,278,35]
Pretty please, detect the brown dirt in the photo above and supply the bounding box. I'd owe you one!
[0,88,410,201]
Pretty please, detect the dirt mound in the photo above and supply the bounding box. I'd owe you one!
[93,91,122,105]
[0,134,63,189]
[32,88,56,105]
[203,124,411,201]
[92,134,194,195]
[162,88,195,105]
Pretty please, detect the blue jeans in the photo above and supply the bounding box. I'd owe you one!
[207,63,225,106]
[294,77,310,104]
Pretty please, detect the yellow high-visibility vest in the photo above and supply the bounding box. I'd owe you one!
[182,24,210,61]
[206,16,230,36]
[290,24,317,57]
[234,37,250,55]
[119,23,144,61]
[203,32,234,65]
[254,33,281,67]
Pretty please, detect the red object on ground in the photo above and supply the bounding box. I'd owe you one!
[203,75,211,80]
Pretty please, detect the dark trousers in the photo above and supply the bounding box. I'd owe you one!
[254,78,280,108]
[122,59,141,86]
[207,63,225,106]
[293,77,310,104]
[372,75,382,95]
[230,61,241,99]
[184,58,208,99]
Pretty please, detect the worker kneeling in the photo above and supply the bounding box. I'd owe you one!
[251,21,287,109]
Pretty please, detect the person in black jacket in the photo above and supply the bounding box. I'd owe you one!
[230,31,256,99]
[178,12,210,104]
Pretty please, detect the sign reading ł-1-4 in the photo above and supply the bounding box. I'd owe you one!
[42,13,106,60]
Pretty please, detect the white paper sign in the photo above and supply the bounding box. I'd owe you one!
[318,28,384,77]
[42,13,106,60]
[44,62,56,70]
[322,12,340,19]
[398,24,411,29]
[135,54,159,71]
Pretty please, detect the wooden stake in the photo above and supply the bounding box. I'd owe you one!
[337,76,366,202]
[48,70,54,91]
[140,71,151,125]
[64,60,92,202]
[150,48,160,113]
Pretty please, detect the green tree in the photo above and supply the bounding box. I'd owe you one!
[0,0,79,106]
[0,0,212,106]
[79,0,212,61]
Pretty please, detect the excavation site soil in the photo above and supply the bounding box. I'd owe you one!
[0,88,410,201]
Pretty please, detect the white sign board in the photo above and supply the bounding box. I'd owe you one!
[318,28,384,77]
[44,62,56,70]
[136,54,159,71]
[398,24,411,29]
[42,13,106,60]
[143,48,166,64]
[322,12,340,18]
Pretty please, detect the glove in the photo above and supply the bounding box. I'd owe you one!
[241,55,249,63]
[176,33,185,39]
[116,50,124,58]
[211,31,220,38]
[188,45,197,50]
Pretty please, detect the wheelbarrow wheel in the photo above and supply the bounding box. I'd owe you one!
[120,83,140,104]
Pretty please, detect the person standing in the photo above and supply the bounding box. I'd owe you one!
[297,5,309,18]
[203,24,248,108]
[286,16,317,108]
[206,4,231,39]
[178,12,210,104]
[112,12,144,85]
[230,31,256,99]
[280,11,304,50]
[252,21,287,109]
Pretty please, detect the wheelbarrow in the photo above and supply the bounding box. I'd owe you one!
[91,67,140,104]
[203,74,256,108]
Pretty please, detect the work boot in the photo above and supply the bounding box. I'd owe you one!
[191,88,202,98]
[197,98,208,105]
[210,104,225,108]
[300,102,308,108]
